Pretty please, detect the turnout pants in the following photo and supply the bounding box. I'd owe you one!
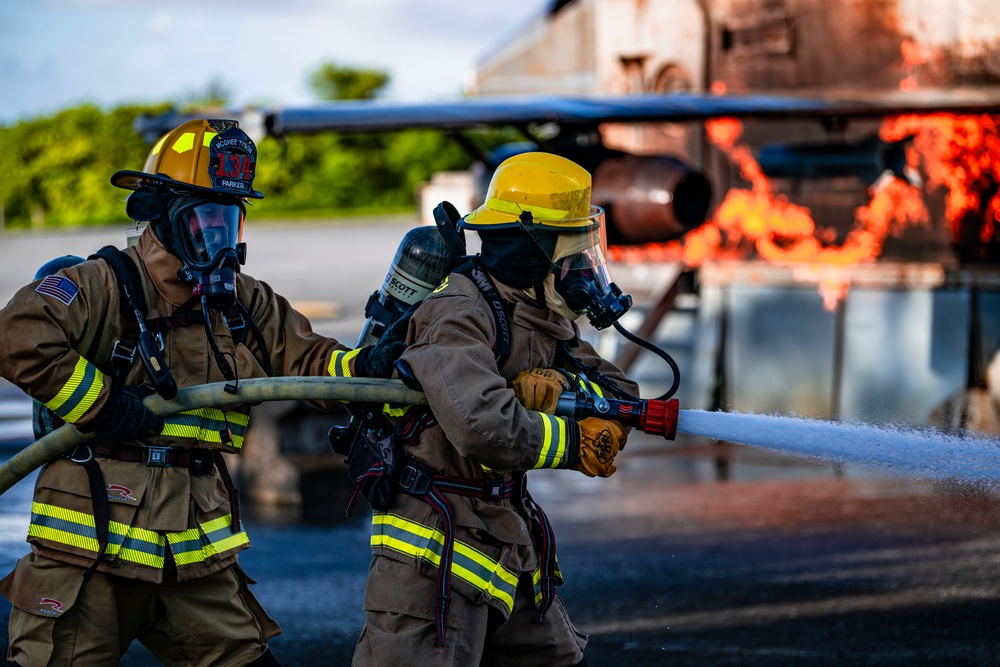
[353,555,587,667]
[1,552,280,667]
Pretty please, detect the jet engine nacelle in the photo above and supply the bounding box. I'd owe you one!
[592,155,713,245]
[756,134,917,186]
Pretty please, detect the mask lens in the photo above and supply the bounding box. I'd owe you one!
[180,202,245,268]
[554,251,615,314]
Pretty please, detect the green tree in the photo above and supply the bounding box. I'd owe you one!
[0,103,170,229]
[0,61,484,228]
[309,63,389,101]
[181,78,231,112]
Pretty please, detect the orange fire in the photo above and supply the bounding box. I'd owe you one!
[611,48,1000,310]
[898,39,926,92]
[881,113,1000,247]
[611,115,929,308]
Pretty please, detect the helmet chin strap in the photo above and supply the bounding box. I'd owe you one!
[528,251,549,311]
[518,211,551,311]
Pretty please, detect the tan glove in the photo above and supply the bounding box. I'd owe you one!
[512,368,569,415]
[575,417,626,478]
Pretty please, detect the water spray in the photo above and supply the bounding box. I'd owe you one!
[553,329,1000,488]
[675,410,1000,488]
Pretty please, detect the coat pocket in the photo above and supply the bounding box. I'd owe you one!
[362,556,464,630]
[31,458,153,565]
[0,553,86,618]
[190,471,230,514]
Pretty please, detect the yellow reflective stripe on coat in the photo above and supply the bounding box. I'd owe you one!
[328,348,361,378]
[532,563,563,606]
[432,276,449,294]
[160,408,250,449]
[45,356,104,424]
[533,413,568,469]
[28,502,166,568]
[371,512,520,613]
[167,514,249,566]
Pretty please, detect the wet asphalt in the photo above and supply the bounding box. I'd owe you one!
[3,434,1000,666]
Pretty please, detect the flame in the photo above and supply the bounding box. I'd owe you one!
[611,114,929,308]
[898,38,926,92]
[880,113,1000,244]
[612,56,1000,310]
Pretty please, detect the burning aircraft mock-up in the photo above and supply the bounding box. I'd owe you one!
[134,84,1000,453]
[134,87,1000,248]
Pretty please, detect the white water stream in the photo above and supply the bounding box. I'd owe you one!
[677,409,1000,487]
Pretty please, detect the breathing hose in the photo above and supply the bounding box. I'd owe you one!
[0,376,427,496]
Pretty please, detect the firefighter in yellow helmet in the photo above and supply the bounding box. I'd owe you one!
[0,119,404,666]
[351,152,638,665]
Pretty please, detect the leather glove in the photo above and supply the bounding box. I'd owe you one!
[354,308,413,378]
[512,368,569,414]
[83,385,164,445]
[575,417,626,478]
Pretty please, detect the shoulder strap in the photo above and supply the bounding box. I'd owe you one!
[89,246,145,385]
[455,257,511,364]
[89,246,179,399]
[91,246,147,320]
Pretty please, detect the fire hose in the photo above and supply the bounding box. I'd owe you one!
[0,376,426,496]
[0,374,681,497]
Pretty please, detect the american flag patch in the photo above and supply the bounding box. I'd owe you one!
[35,276,79,306]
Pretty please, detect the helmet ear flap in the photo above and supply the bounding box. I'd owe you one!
[126,187,178,252]
[125,188,162,223]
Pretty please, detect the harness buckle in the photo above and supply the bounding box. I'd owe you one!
[144,446,172,467]
[111,340,136,366]
[484,480,505,499]
[398,464,432,496]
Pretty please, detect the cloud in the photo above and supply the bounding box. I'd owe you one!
[148,10,174,35]
[0,0,545,124]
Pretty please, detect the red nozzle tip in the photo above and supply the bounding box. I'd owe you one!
[642,398,680,440]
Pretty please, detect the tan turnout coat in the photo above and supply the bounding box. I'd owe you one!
[0,227,353,593]
[368,268,638,618]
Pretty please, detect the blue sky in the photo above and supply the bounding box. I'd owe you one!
[0,0,545,124]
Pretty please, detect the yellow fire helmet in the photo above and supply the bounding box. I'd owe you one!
[111,118,263,199]
[461,152,601,232]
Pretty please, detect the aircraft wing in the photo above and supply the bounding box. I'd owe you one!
[134,87,1000,142]
[266,88,1000,135]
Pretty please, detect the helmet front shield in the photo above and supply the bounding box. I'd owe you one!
[523,207,631,328]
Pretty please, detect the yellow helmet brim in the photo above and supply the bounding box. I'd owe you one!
[462,199,602,232]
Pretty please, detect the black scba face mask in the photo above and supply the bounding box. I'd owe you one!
[550,248,632,330]
[169,197,247,309]
[521,210,633,330]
